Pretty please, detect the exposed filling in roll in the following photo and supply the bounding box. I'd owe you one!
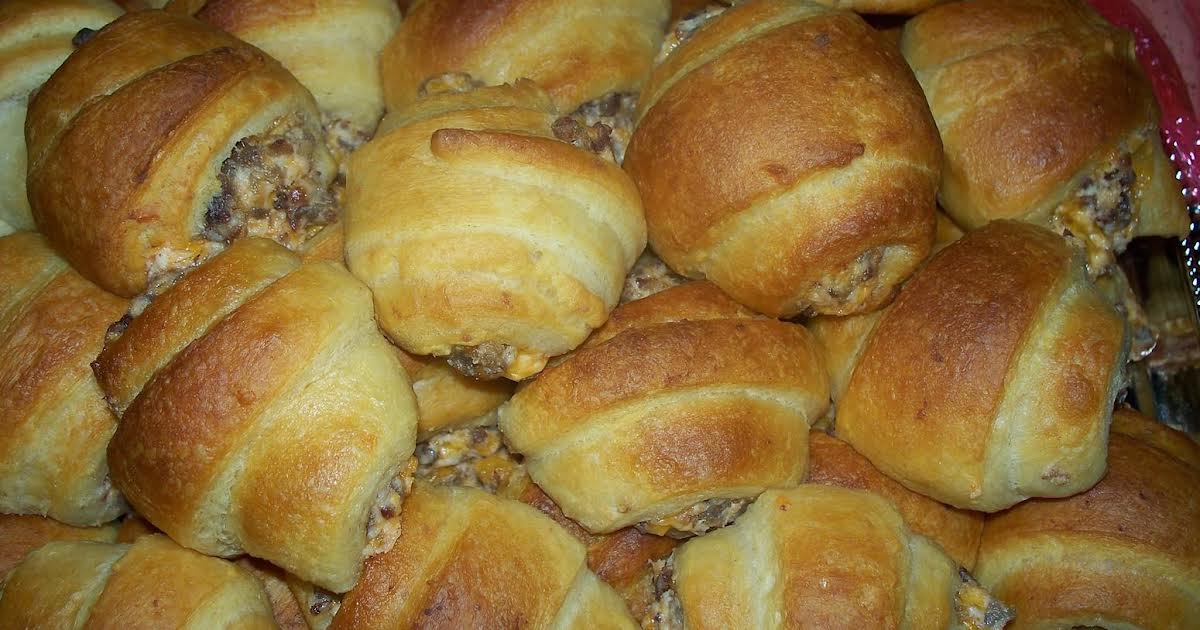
[305,588,339,620]
[640,498,750,539]
[323,116,373,180]
[568,92,638,163]
[1053,152,1137,275]
[363,457,418,557]
[415,425,527,497]
[621,249,690,304]
[643,555,685,630]
[656,2,734,64]
[552,115,616,159]
[794,247,886,316]
[201,113,337,249]
[447,342,517,380]
[956,569,1015,630]
[417,72,485,98]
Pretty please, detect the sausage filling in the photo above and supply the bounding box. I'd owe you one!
[1053,152,1137,276]
[323,115,372,180]
[640,497,750,539]
[363,457,418,557]
[621,249,690,304]
[567,92,638,164]
[956,569,1015,630]
[201,113,337,249]
[793,247,886,316]
[656,2,734,64]
[552,115,616,159]
[415,425,527,497]
[643,555,685,630]
[446,342,517,380]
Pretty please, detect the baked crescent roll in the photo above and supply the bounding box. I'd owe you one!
[0,0,122,235]
[807,431,983,570]
[92,238,419,593]
[345,82,646,381]
[26,10,338,298]
[0,514,118,579]
[643,486,1012,629]
[168,0,401,162]
[380,0,669,115]
[499,281,830,535]
[626,0,939,318]
[975,409,1200,628]
[0,232,127,526]
[837,221,1129,512]
[518,481,678,619]
[331,483,640,629]
[0,534,275,629]
[901,0,1190,274]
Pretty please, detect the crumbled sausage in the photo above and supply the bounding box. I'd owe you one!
[447,342,516,380]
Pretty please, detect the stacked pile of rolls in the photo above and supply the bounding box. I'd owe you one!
[0,0,1195,628]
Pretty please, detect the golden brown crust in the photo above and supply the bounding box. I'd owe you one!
[500,282,829,533]
[0,0,123,234]
[668,486,971,628]
[0,232,127,526]
[626,0,939,317]
[807,431,983,570]
[381,0,669,112]
[0,514,118,579]
[976,409,1200,628]
[331,483,638,629]
[837,221,1127,512]
[345,82,646,381]
[0,535,276,628]
[25,10,331,297]
[98,239,418,593]
[901,0,1188,242]
[174,0,400,135]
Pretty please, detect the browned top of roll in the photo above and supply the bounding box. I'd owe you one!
[977,409,1200,627]
[837,219,1126,510]
[842,221,1074,462]
[381,0,668,112]
[332,483,635,629]
[625,0,939,317]
[807,431,983,569]
[900,0,1158,226]
[507,281,825,451]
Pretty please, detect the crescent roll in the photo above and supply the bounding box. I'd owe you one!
[901,0,1190,274]
[837,220,1129,512]
[345,82,646,381]
[975,409,1200,628]
[643,486,1012,629]
[168,0,401,161]
[0,514,118,579]
[92,238,419,593]
[0,232,127,526]
[499,281,831,535]
[0,0,122,235]
[0,534,275,629]
[626,0,940,318]
[381,0,669,130]
[26,10,338,297]
[331,483,640,630]
[807,431,983,570]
